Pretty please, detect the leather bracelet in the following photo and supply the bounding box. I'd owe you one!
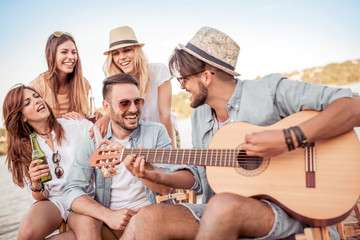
[283,128,295,151]
[290,127,302,148]
[292,126,308,148]
[30,182,45,192]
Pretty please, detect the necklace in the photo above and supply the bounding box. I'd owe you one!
[36,129,52,140]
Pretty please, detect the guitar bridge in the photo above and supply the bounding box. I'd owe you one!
[305,143,316,188]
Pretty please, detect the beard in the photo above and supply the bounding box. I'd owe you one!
[190,80,208,108]
[110,106,141,132]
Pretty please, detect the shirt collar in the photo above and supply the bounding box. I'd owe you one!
[226,78,242,111]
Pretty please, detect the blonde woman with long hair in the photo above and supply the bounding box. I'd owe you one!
[96,26,178,147]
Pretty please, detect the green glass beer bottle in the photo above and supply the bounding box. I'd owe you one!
[29,133,52,183]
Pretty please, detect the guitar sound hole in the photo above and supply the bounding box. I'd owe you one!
[237,150,263,170]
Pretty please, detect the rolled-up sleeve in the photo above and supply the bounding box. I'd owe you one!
[262,74,357,117]
[154,163,202,194]
[154,124,202,194]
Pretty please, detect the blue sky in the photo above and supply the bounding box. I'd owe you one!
[0,0,360,124]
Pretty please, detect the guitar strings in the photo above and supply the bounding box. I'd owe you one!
[94,149,264,166]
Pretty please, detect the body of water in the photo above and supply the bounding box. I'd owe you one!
[0,155,32,240]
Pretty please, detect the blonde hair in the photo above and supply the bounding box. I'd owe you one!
[45,33,89,116]
[103,45,149,98]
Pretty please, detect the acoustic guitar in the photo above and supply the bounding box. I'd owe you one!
[88,110,360,226]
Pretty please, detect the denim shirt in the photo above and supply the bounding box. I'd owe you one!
[63,119,202,210]
[192,73,357,203]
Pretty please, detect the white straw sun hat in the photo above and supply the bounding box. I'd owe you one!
[179,27,240,76]
[104,26,144,55]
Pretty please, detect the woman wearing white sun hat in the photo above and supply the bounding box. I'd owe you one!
[94,26,179,148]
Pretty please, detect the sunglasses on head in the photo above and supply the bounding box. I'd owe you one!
[119,98,144,112]
[52,151,64,179]
[51,31,73,38]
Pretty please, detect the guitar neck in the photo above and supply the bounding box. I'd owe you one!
[121,148,253,167]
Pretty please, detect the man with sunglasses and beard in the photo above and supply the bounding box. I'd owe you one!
[63,73,200,239]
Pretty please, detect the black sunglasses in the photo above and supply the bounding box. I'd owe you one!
[52,151,64,179]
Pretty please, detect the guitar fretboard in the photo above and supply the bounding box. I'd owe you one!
[120,148,261,167]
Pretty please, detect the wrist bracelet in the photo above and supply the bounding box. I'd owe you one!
[292,126,308,148]
[283,128,295,151]
[30,182,45,192]
[290,127,302,148]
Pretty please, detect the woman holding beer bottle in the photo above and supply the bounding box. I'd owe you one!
[3,85,101,240]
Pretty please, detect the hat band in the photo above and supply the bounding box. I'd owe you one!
[185,43,235,71]
[109,40,139,49]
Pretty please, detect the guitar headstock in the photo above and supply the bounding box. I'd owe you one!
[89,148,123,178]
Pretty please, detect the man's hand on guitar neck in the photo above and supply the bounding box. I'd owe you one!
[242,129,289,158]
[123,148,172,195]
[123,148,160,182]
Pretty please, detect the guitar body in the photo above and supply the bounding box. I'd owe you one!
[208,110,360,226]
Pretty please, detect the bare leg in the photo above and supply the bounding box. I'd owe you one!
[135,204,199,240]
[120,214,136,240]
[196,193,274,240]
[17,201,63,240]
[67,212,102,240]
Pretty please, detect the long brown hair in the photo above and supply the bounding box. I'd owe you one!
[44,32,89,116]
[2,84,65,187]
[103,45,150,99]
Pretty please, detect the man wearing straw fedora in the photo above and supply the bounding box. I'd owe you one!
[126,27,360,239]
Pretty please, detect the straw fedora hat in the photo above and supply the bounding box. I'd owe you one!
[104,26,144,55]
[179,27,240,76]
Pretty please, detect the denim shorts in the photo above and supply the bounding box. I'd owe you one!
[180,200,339,240]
